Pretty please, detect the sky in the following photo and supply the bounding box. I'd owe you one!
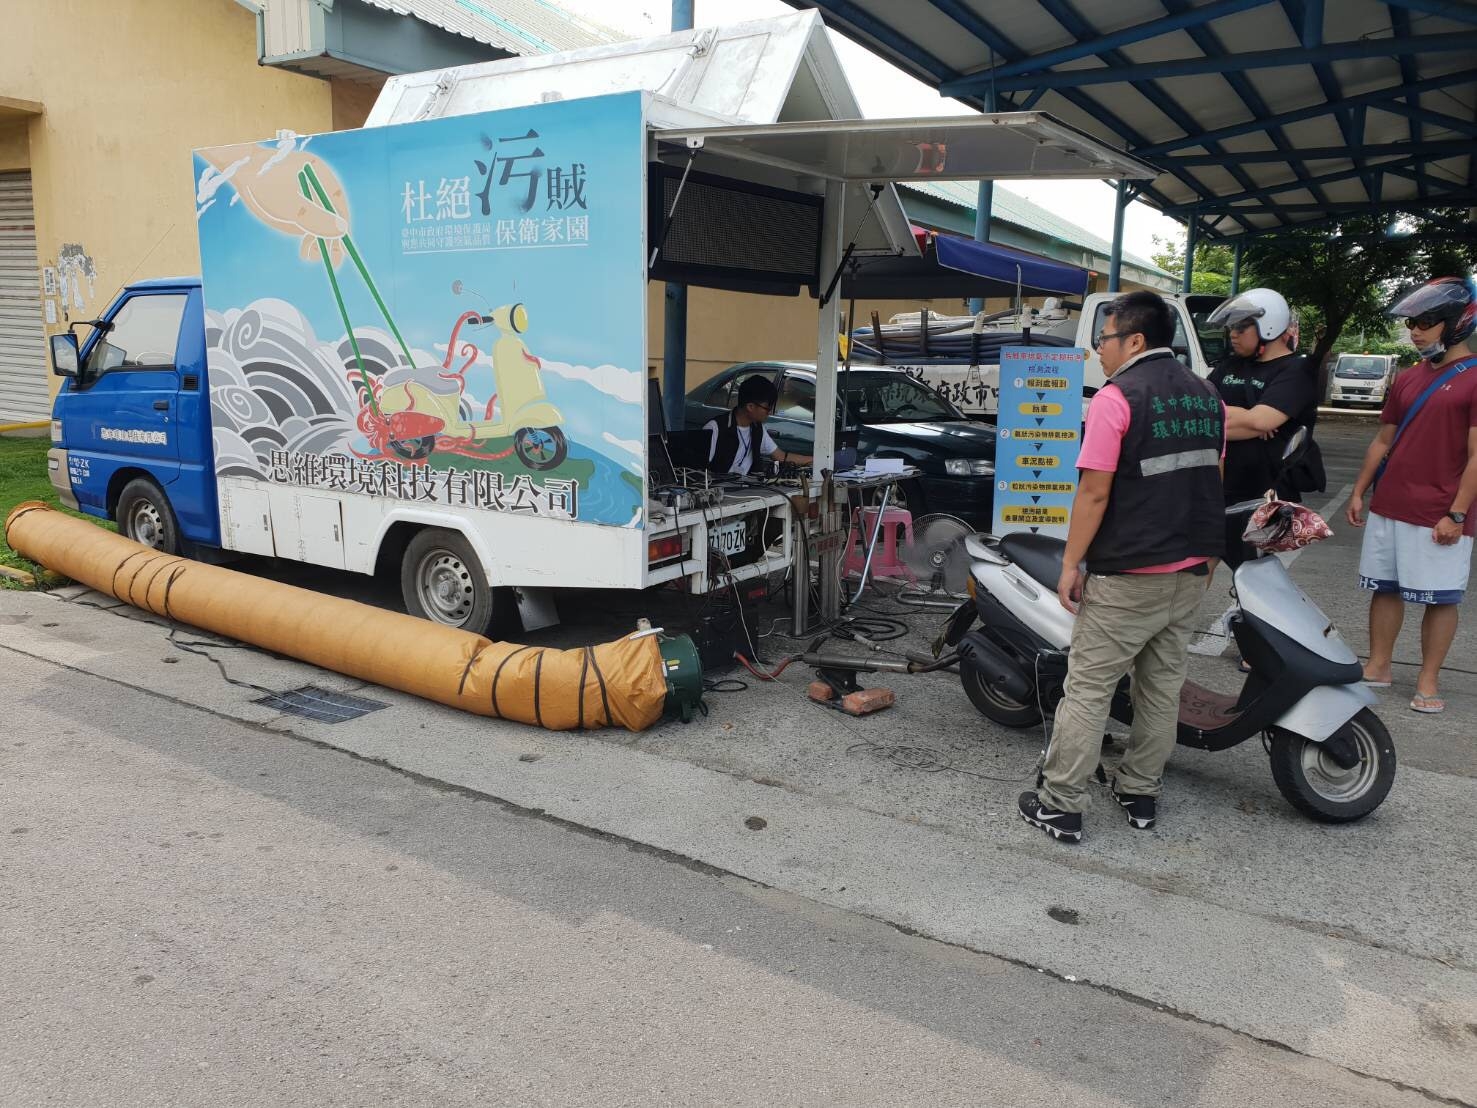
[551,0,1186,261]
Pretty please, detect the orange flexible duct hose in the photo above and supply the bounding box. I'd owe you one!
[5,503,666,731]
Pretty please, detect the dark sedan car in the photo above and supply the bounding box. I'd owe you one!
[686,361,997,526]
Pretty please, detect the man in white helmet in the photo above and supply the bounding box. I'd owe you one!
[1207,288,1321,566]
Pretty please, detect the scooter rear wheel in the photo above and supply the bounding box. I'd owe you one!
[960,666,1042,728]
[1268,708,1395,822]
[389,435,437,461]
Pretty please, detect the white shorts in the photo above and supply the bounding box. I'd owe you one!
[1358,511,1474,605]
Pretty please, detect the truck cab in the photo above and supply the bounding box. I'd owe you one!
[47,277,219,554]
[1327,353,1396,409]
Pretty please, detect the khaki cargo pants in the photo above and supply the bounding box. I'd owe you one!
[1038,568,1209,813]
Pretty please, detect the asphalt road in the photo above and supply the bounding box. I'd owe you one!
[0,648,1430,1108]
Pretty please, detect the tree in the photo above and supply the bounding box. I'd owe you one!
[1150,236,1236,296]
[1239,209,1477,375]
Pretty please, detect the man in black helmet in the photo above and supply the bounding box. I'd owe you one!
[1347,276,1477,715]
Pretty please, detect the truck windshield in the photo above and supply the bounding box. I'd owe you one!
[1335,356,1387,378]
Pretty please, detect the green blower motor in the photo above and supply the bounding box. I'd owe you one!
[658,633,705,723]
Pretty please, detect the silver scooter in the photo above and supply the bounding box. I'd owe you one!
[942,435,1395,822]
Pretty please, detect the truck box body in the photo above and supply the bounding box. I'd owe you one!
[194,91,651,589]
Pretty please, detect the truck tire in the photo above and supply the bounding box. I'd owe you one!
[115,478,181,556]
[401,528,506,634]
[1268,709,1396,823]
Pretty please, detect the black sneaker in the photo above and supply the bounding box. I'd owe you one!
[1018,792,1083,843]
[1112,788,1157,830]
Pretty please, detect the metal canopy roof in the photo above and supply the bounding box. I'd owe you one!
[782,0,1477,241]
[655,113,1157,183]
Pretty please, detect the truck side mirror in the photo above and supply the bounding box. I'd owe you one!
[51,333,79,377]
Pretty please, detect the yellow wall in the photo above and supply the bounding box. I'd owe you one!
[0,123,28,171]
[0,0,369,401]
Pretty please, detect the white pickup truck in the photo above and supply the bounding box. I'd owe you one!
[855,292,1225,417]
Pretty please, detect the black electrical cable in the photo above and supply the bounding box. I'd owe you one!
[703,678,748,693]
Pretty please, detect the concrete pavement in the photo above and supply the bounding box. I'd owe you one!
[3,572,1474,1101]
[1,650,1430,1107]
[2,421,1474,1102]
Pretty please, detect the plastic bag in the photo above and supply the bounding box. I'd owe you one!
[1241,493,1333,553]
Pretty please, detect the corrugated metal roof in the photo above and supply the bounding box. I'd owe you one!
[899,179,1171,278]
[355,0,616,57]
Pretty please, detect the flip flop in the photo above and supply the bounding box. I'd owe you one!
[1410,694,1445,714]
[1361,678,1392,688]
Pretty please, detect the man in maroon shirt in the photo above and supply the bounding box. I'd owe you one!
[1347,277,1477,714]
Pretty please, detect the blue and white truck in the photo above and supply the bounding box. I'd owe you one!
[43,12,1150,633]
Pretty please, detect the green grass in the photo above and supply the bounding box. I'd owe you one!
[0,434,112,588]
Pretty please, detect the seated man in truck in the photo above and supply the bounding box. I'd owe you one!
[704,374,812,476]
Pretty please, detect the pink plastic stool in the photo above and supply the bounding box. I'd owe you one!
[844,506,916,583]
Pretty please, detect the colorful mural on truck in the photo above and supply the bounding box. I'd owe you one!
[194,91,647,528]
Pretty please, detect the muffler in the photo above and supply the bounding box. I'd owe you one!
[956,630,1033,702]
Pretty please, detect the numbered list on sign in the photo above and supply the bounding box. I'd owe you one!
[990,347,1087,541]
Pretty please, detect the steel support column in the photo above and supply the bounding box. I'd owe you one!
[661,0,695,431]
[1108,180,1129,292]
[967,90,997,314]
[1231,240,1243,294]
[1182,219,1198,294]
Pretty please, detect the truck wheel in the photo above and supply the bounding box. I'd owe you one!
[959,665,1041,727]
[514,426,567,470]
[1268,709,1396,822]
[115,478,181,555]
[401,528,504,634]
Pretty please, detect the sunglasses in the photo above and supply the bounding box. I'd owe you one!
[1404,314,1444,331]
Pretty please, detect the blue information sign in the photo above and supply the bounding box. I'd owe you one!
[991,346,1087,540]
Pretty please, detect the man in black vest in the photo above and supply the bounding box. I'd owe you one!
[704,375,811,475]
[1019,291,1225,844]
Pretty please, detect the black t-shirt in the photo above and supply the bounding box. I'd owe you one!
[1208,352,1317,499]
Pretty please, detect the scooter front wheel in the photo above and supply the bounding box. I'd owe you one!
[514,426,568,470]
[1268,708,1396,823]
[960,666,1042,727]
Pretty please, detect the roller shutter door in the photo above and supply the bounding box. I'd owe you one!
[0,172,48,422]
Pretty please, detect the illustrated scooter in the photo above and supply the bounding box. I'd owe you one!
[940,434,1396,822]
[288,164,568,473]
[378,297,567,470]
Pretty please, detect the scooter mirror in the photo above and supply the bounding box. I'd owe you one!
[1225,498,1266,516]
[451,280,463,295]
[1282,425,1307,460]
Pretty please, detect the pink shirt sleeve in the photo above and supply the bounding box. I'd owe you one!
[1076,385,1131,472]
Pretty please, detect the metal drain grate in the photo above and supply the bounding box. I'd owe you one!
[254,685,388,724]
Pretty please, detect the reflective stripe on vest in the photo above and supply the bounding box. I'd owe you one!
[1140,447,1220,477]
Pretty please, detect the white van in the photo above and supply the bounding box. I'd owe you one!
[1328,353,1396,409]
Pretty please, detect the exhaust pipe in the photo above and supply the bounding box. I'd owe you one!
[956,630,1033,702]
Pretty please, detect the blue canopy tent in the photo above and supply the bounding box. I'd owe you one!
[836,226,1090,300]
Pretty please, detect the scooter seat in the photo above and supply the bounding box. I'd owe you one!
[998,531,1067,590]
[382,362,462,395]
